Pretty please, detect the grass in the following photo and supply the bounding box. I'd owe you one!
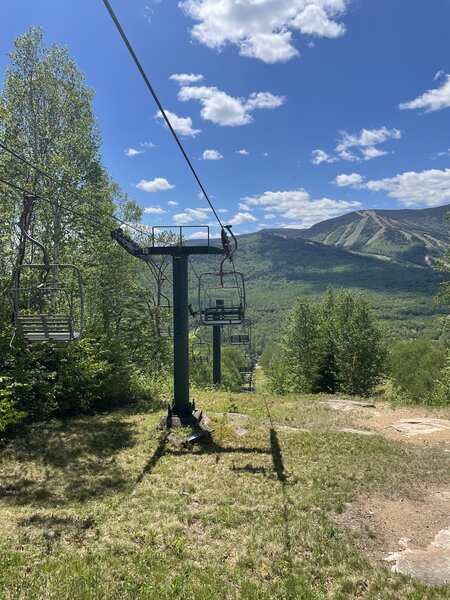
[0,377,450,598]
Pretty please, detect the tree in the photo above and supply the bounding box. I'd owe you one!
[0,28,168,424]
[268,290,386,396]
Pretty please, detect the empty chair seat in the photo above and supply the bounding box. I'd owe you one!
[16,315,80,342]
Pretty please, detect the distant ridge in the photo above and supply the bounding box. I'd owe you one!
[259,204,450,267]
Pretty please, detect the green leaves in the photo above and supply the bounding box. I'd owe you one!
[269,290,386,396]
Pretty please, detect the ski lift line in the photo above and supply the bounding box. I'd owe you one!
[101,0,224,231]
[0,178,166,292]
[0,176,119,234]
[0,139,153,241]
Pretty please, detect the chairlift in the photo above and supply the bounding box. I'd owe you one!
[12,263,84,343]
[190,326,210,363]
[198,272,246,326]
[155,296,173,338]
[11,195,84,343]
[228,319,251,345]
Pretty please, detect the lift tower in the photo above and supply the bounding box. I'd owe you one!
[112,227,223,426]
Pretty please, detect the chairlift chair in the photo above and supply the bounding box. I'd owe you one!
[190,326,211,363]
[198,271,246,326]
[12,263,84,343]
[155,297,173,338]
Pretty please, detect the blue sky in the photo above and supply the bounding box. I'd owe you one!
[2,0,450,236]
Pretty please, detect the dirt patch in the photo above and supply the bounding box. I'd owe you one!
[334,490,450,573]
[352,404,450,446]
[320,399,376,411]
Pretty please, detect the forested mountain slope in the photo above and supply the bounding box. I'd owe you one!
[269,204,450,266]
[198,230,448,347]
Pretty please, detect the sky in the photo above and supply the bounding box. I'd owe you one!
[1,0,450,238]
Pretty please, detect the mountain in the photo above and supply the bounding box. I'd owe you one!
[194,226,448,347]
[277,205,450,266]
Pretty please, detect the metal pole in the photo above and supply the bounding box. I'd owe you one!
[213,322,221,385]
[172,254,190,417]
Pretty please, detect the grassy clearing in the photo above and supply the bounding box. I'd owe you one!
[0,382,449,599]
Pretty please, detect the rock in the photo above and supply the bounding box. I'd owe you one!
[385,528,450,586]
[340,428,375,436]
[320,399,376,411]
[393,418,450,437]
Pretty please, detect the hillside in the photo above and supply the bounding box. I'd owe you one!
[1,387,449,598]
[284,204,450,266]
[194,230,447,346]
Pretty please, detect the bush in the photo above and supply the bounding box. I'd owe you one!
[388,339,447,405]
[268,289,386,396]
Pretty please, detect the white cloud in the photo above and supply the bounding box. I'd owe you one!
[332,167,450,208]
[236,149,249,156]
[202,149,223,160]
[140,141,156,148]
[311,149,336,165]
[263,152,269,157]
[217,208,228,213]
[229,212,258,225]
[179,0,349,64]
[172,207,210,224]
[435,70,444,81]
[313,127,401,164]
[124,147,144,157]
[143,206,166,214]
[333,173,364,187]
[335,127,401,159]
[364,168,450,207]
[178,85,285,127]
[264,213,276,219]
[155,109,201,136]
[167,200,179,206]
[136,178,175,192]
[170,73,204,84]
[361,146,387,160]
[244,188,361,228]
[238,202,250,211]
[399,75,450,112]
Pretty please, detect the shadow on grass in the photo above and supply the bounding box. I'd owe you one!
[0,417,136,506]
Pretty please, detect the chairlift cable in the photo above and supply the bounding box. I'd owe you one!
[101,0,225,231]
[0,139,153,241]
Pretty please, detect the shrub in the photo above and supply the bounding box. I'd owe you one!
[268,289,386,396]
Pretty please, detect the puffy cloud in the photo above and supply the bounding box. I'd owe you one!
[399,75,450,112]
[335,127,401,160]
[239,31,299,64]
[313,127,401,164]
[136,178,175,192]
[236,149,249,155]
[238,202,250,211]
[217,208,228,213]
[333,173,364,187]
[311,149,336,165]
[202,149,223,160]
[124,147,144,157]
[244,188,360,228]
[264,213,276,219]
[172,207,210,224]
[332,167,450,208]
[168,200,179,206]
[229,212,258,225]
[143,206,166,214]
[364,168,450,207]
[155,109,201,136]
[169,73,204,84]
[178,85,285,126]
[179,0,349,64]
